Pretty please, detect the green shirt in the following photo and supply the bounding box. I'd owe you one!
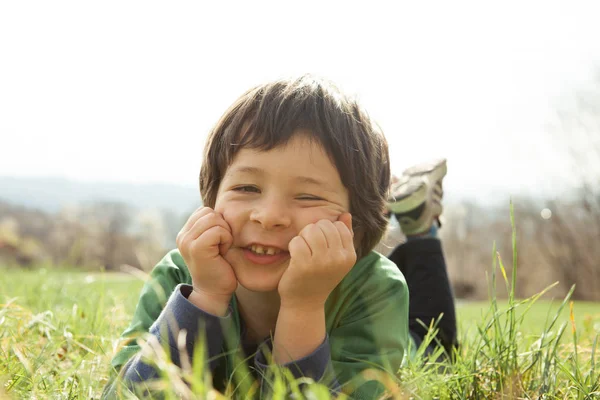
[107,249,409,398]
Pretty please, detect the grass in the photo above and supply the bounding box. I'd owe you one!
[1,210,599,398]
[0,269,143,399]
[459,300,600,339]
[1,268,599,399]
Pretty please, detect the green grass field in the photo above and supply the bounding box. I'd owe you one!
[1,267,599,399]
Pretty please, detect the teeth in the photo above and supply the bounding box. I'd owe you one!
[249,245,280,255]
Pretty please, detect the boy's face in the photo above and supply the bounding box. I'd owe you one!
[214,132,350,293]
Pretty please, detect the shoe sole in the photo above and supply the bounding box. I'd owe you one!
[387,158,446,208]
[403,158,447,182]
[387,181,427,213]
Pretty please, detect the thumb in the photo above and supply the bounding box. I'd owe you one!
[338,213,353,237]
[218,229,233,255]
[218,215,233,255]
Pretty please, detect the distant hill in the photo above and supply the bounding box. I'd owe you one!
[0,176,201,213]
[0,175,521,216]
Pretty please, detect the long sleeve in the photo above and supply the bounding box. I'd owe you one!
[123,284,232,380]
[102,285,233,398]
[108,250,193,373]
[254,336,341,395]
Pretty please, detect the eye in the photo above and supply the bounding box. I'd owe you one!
[233,185,260,193]
[297,194,324,201]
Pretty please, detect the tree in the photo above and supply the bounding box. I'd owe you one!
[539,68,600,300]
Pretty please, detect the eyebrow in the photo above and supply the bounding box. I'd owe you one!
[228,166,263,176]
[293,175,328,187]
[228,166,329,188]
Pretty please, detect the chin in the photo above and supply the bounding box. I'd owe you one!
[229,255,287,293]
[237,277,280,293]
[235,266,284,292]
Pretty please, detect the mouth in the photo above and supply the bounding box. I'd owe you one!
[242,243,289,265]
[245,244,285,256]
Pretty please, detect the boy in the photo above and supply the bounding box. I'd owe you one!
[103,76,456,398]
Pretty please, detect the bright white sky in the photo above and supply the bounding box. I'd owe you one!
[1,0,599,201]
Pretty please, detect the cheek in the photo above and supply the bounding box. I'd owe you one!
[296,207,343,227]
[213,201,225,215]
[217,202,248,232]
[214,195,236,220]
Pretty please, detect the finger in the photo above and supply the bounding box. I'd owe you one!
[218,226,234,255]
[300,223,328,255]
[316,219,342,249]
[212,212,234,254]
[337,213,353,237]
[179,212,231,248]
[192,226,233,259]
[218,222,234,255]
[191,212,231,237]
[289,235,312,259]
[179,207,213,238]
[334,221,354,250]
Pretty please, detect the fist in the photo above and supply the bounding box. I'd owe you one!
[176,207,237,299]
[278,213,357,310]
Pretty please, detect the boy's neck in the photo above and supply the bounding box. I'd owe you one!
[235,286,281,343]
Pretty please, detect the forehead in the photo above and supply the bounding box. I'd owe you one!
[225,134,343,186]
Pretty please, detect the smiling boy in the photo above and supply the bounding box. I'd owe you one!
[193,133,358,365]
[103,76,411,399]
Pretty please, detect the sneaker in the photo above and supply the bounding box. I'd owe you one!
[387,158,447,236]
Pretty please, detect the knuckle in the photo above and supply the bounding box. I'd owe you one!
[190,235,207,252]
[196,207,213,220]
[195,206,211,219]
[289,236,304,251]
[207,212,226,227]
[179,237,192,253]
[333,221,346,230]
[316,219,331,228]
[202,211,218,222]
[202,225,218,237]
[335,221,350,234]
[304,223,317,232]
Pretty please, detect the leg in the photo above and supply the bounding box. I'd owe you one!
[386,159,457,356]
[388,237,457,356]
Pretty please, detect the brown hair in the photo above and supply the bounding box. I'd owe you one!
[199,75,390,259]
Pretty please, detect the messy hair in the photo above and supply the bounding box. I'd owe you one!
[199,75,391,259]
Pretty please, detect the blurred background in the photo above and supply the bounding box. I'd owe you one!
[1,1,598,300]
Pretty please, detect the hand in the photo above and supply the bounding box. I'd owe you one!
[176,207,237,315]
[277,213,357,311]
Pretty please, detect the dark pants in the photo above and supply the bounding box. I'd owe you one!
[387,238,457,356]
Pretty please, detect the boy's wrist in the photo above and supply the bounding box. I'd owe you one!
[278,302,325,317]
[279,297,327,315]
[274,304,326,364]
[188,288,231,317]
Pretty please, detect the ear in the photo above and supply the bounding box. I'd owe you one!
[338,213,353,237]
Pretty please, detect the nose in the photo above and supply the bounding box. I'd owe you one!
[250,194,292,230]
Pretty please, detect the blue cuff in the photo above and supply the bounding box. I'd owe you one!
[149,284,233,369]
[406,222,438,241]
[254,336,336,383]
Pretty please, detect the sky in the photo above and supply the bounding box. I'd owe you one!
[1,0,600,203]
